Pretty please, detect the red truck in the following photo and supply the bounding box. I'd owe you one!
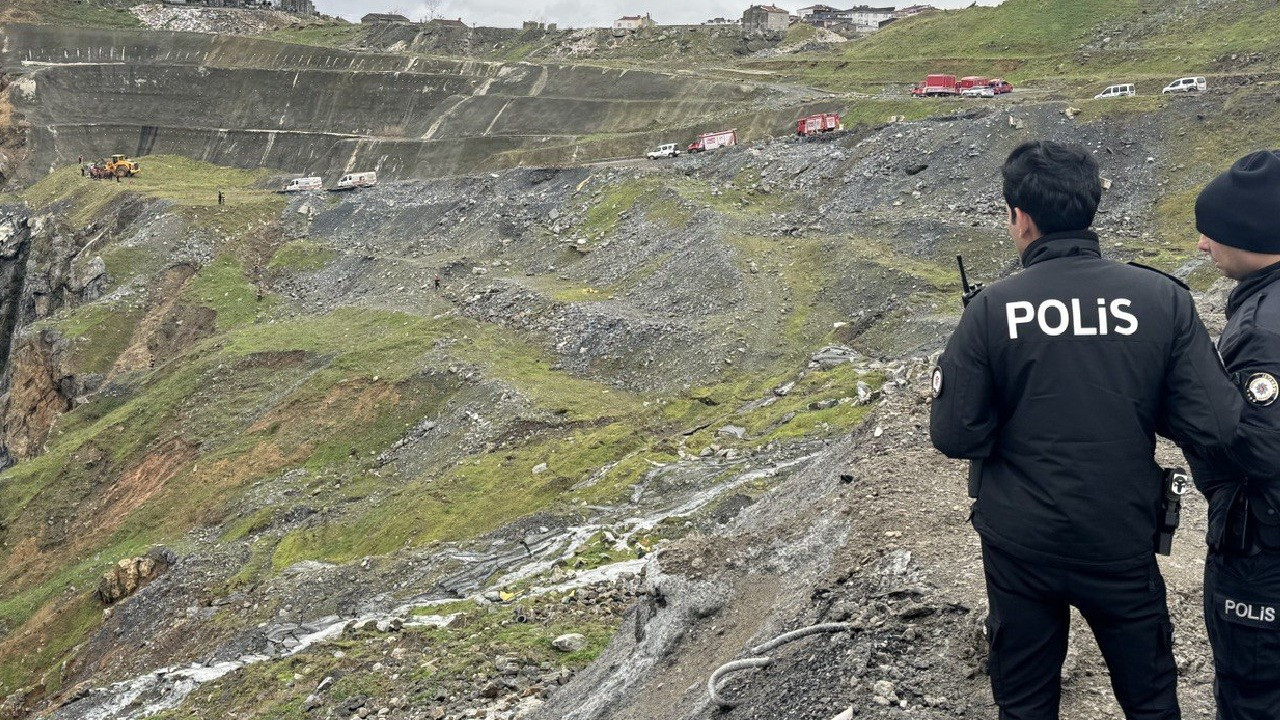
[688,129,738,153]
[797,113,842,136]
[958,75,990,91]
[911,74,958,97]
[989,78,1014,94]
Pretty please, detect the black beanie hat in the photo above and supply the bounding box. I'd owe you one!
[1195,150,1280,253]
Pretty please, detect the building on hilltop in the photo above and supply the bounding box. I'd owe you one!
[426,17,467,27]
[843,4,894,30]
[892,4,938,17]
[798,4,902,33]
[799,6,844,28]
[523,20,558,31]
[703,16,742,25]
[360,12,411,23]
[613,13,656,30]
[742,5,790,35]
[796,4,838,18]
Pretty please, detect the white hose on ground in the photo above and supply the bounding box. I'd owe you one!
[707,622,854,709]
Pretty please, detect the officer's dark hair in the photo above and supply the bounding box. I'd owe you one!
[1002,141,1103,235]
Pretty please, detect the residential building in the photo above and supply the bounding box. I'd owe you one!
[613,13,656,30]
[892,4,938,18]
[742,4,790,34]
[796,4,838,18]
[844,4,894,30]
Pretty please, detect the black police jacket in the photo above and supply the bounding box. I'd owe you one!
[930,231,1243,570]
[1184,261,1280,549]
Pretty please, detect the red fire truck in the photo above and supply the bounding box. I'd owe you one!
[796,113,842,136]
[688,129,738,153]
[911,74,959,97]
[913,73,1014,97]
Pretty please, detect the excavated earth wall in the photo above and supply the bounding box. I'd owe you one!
[0,23,820,182]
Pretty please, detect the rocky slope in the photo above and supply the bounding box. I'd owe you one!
[0,84,1257,719]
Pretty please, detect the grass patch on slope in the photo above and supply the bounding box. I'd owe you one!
[32,301,144,375]
[852,0,1138,60]
[268,240,336,272]
[1,0,143,27]
[22,155,283,233]
[741,0,1280,93]
[261,23,364,48]
[1136,0,1280,56]
[183,257,275,329]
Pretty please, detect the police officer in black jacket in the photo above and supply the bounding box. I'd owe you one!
[930,141,1244,720]
[1184,150,1280,720]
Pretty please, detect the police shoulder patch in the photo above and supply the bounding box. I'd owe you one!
[1245,372,1279,406]
[931,367,944,399]
[1127,262,1190,290]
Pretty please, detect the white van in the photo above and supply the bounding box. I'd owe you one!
[282,176,322,192]
[335,171,378,190]
[1162,76,1207,94]
[1094,83,1136,99]
[646,143,681,160]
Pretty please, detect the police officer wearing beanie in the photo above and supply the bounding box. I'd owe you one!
[1185,150,1280,720]
[931,140,1245,720]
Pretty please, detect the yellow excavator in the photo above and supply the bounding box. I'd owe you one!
[102,154,140,178]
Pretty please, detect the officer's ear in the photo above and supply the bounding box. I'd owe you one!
[1009,207,1041,238]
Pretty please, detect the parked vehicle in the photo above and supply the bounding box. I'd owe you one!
[988,78,1014,94]
[646,143,681,159]
[796,113,842,136]
[961,86,996,98]
[282,176,323,192]
[1162,76,1207,94]
[688,129,737,153]
[1095,83,1136,99]
[958,76,990,92]
[334,171,377,190]
[911,74,958,97]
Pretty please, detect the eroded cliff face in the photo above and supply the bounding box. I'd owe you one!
[0,204,121,466]
[0,209,39,466]
[0,23,812,184]
[0,328,71,463]
[0,75,25,189]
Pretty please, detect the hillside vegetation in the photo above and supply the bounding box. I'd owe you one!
[0,0,142,28]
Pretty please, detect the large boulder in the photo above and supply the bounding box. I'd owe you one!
[95,549,175,605]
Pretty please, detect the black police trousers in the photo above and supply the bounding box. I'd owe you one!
[982,542,1179,720]
[1204,551,1280,720]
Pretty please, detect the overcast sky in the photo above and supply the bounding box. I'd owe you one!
[316,0,1003,29]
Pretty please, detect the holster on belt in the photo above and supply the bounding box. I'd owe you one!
[1224,491,1257,557]
[1206,484,1242,554]
[967,459,983,500]
[1156,468,1188,556]
[1220,487,1280,557]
